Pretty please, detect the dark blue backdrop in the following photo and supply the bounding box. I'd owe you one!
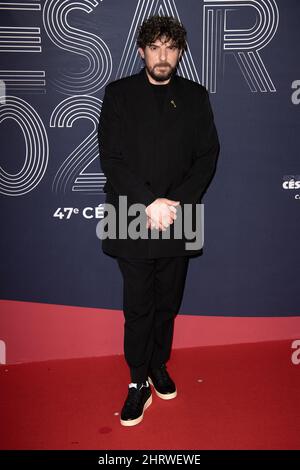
[1,0,299,316]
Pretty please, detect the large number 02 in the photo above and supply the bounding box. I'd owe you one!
[0,95,105,196]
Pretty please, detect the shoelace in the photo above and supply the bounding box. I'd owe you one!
[124,384,148,410]
[129,380,149,389]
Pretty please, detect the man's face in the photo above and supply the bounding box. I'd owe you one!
[138,36,182,84]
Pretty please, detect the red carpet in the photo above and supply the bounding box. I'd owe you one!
[1,340,299,450]
[2,299,300,364]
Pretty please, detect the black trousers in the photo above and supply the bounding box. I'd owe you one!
[116,256,190,383]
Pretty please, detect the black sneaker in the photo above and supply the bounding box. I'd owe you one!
[148,364,177,400]
[120,382,152,426]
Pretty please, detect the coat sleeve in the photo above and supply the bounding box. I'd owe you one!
[98,84,157,208]
[166,89,219,205]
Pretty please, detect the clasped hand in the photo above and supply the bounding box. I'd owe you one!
[145,198,180,231]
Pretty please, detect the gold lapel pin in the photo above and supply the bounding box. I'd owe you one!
[170,99,176,108]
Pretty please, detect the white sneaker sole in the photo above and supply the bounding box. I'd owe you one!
[148,377,177,400]
[120,394,152,427]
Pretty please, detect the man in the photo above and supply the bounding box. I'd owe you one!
[98,15,219,426]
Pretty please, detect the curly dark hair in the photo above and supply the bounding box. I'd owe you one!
[136,15,187,51]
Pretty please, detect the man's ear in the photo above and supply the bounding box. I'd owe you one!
[138,47,145,59]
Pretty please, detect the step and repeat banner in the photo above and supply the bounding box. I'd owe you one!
[0,0,299,317]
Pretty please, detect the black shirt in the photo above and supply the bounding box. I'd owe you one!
[150,82,170,113]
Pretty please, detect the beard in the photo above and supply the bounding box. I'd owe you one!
[145,62,176,82]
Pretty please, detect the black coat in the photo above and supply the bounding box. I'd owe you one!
[97,66,220,258]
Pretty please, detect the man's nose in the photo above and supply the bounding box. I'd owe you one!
[159,48,167,61]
